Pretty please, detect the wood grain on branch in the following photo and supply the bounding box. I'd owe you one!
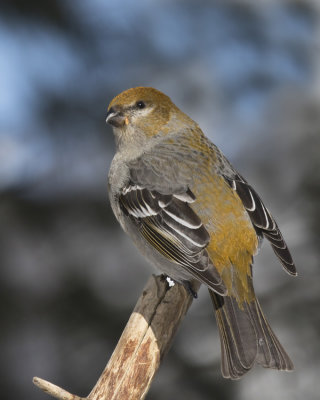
[34,275,198,400]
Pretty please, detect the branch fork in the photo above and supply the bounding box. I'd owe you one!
[34,275,196,400]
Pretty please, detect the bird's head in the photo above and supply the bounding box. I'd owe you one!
[106,87,192,151]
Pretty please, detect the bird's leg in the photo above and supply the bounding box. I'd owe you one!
[160,275,198,298]
[183,281,198,299]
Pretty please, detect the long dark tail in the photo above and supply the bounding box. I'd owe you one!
[209,290,294,379]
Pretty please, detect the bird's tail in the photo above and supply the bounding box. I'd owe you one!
[209,290,294,379]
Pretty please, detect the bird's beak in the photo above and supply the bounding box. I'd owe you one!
[106,110,128,128]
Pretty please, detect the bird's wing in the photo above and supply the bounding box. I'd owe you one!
[223,173,296,276]
[119,158,226,295]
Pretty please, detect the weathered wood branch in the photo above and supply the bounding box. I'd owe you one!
[33,275,198,400]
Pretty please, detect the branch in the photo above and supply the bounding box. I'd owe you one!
[33,275,198,400]
[33,377,84,400]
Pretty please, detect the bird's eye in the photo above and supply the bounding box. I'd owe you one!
[136,101,146,109]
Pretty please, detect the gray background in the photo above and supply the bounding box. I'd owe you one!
[1,1,319,399]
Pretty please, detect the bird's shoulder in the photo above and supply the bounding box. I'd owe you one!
[109,124,238,195]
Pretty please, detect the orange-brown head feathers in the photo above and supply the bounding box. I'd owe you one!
[106,87,194,150]
[108,87,173,111]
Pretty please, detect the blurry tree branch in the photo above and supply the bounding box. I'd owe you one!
[33,275,196,400]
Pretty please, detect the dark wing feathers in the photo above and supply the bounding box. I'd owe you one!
[225,175,296,276]
[119,183,226,295]
[232,180,275,230]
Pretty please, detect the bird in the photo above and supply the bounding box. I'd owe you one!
[106,86,296,379]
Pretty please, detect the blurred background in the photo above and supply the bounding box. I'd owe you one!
[1,0,319,399]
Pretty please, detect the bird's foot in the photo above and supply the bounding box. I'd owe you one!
[184,281,198,299]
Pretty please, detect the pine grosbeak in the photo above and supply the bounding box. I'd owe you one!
[106,87,296,379]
